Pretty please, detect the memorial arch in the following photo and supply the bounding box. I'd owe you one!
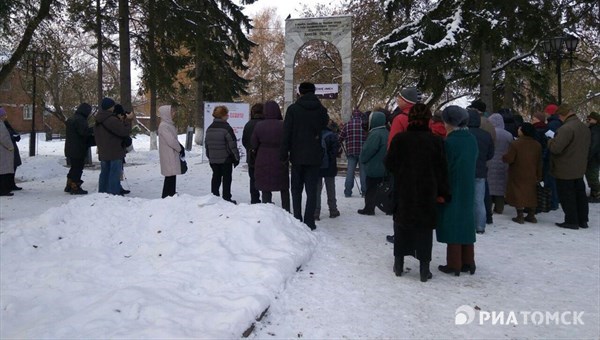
[284,16,352,122]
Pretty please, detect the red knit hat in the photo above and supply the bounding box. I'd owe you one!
[544,104,558,115]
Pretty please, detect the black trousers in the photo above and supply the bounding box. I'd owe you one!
[0,173,12,195]
[290,164,320,228]
[162,175,176,198]
[210,163,233,200]
[556,178,589,225]
[262,190,291,212]
[248,166,260,203]
[362,176,385,213]
[394,223,433,262]
[67,157,85,183]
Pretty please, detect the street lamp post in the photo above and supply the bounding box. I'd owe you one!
[25,50,50,157]
[542,35,579,105]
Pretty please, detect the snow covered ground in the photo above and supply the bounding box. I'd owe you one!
[1,134,599,339]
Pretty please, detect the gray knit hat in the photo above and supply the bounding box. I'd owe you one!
[442,105,469,127]
[399,87,420,104]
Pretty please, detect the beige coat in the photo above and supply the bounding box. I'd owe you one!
[0,122,15,175]
[548,115,591,179]
[158,106,182,177]
[503,136,542,208]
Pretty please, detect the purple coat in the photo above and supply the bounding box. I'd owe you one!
[251,102,290,192]
[487,113,514,196]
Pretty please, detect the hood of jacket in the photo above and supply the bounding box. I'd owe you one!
[467,109,481,128]
[296,93,323,111]
[264,101,283,120]
[488,113,505,129]
[75,103,92,118]
[159,105,173,124]
[95,108,116,124]
[369,111,386,130]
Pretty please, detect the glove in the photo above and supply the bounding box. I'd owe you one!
[233,160,239,168]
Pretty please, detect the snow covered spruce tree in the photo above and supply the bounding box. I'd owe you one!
[373,0,598,111]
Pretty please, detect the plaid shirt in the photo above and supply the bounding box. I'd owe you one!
[339,114,366,156]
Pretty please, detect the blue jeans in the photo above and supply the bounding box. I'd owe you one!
[99,159,123,195]
[344,155,366,197]
[474,178,486,232]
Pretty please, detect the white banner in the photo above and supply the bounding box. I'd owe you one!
[296,84,339,99]
[203,102,250,163]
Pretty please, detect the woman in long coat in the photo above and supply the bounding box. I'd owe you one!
[436,106,478,276]
[502,123,542,224]
[385,104,449,282]
[251,101,290,212]
[158,105,183,198]
[0,108,15,196]
[487,113,514,213]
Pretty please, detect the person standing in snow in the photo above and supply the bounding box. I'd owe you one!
[466,109,494,234]
[251,100,290,212]
[585,111,600,203]
[387,87,419,147]
[357,111,389,216]
[543,103,562,210]
[158,105,184,198]
[339,108,367,197]
[280,82,329,230]
[486,113,513,214]
[314,119,341,220]
[205,105,240,204]
[436,105,478,276]
[385,103,449,282]
[548,104,591,230]
[502,123,542,224]
[64,103,95,195]
[0,108,16,196]
[242,103,264,204]
[2,108,23,191]
[94,97,134,195]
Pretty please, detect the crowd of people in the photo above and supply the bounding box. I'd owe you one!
[1,85,598,283]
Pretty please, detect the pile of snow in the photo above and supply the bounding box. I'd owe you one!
[1,194,317,338]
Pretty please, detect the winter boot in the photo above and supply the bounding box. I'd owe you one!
[419,261,432,282]
[493,196,505,214]
[329,209,340,218]
[438,265,460,276]
[64,178,73,193]
[393,256,404,277]
[70,181,88,195]
[524,210,537,223]
[512,209,524,224]
[461,263,477,275]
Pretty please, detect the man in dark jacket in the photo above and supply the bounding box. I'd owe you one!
[467,109,494,234]
[544,103,562,210]
[242,103,264,204]
[64,103,95,194]
[548,104,591,229]
[280,82,329,230]
[585,111,600,202]
[93,97,134,195]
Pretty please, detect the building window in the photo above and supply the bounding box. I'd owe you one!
[23,105,33,120]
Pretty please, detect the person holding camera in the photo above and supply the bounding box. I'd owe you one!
[205,105,240,204]
[94,97,134,195]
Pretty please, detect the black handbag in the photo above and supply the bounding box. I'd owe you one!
[536,183,552,213]
[375,176,395,214]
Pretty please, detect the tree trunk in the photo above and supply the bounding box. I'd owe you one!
[0,0,52,85]
[96,0,103,108]
[148,0,158,150]
[194,40,205,146]
[479,42,494,114]
[118,0,132,111]
[503,68,514,109]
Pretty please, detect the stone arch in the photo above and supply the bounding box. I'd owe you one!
[284,16,352,122]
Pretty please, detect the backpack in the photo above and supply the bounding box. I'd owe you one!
[321,130,334,169]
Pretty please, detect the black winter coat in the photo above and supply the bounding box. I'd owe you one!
[280,93,329,165]
[65,104,94,159]
[319,128,340,177]
[242,118,262,166]
[468,110,495,178]
[385,124,449,229]
[589,124,600,164]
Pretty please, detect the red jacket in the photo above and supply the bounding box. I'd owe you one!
[429,120,447,138]
[387,105,413,148]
